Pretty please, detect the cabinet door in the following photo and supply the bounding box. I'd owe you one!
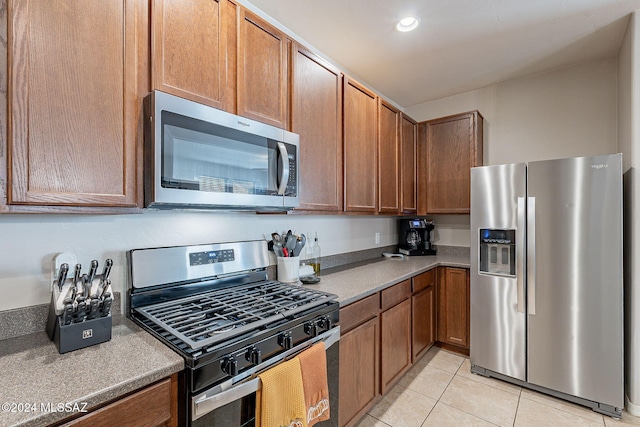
[421,111,483,214]
[412,271,435,361]
[343,77,377,213]
[291,43,343,211]
[400,114,417,214]
[237,8,289,128]
[339,317,379,427]
[377,99,400,214]
[151,0,236,112]
[8,0,146,207]
[438,267,470,349]
[380,298,411,394]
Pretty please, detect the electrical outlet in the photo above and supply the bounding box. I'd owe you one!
[375,232,381,244]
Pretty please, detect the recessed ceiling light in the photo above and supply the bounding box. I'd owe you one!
[396,16,419,32]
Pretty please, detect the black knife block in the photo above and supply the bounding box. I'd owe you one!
[46,296,112,354]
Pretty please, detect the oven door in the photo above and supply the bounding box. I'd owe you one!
[191,327,340,427]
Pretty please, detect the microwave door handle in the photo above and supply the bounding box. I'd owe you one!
[277,142,290,195]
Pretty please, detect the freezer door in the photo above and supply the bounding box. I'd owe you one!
[470,163,526,381]
[526,154,623,408]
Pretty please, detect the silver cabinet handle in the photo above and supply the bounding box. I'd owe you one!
[527,197,536,315]
[516,197,526,313]
[192,326,340,420]
[277,142,290,195]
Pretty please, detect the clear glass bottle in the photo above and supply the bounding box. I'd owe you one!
[310,232,321,276]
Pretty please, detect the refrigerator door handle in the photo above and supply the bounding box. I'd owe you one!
[527,196,536,315]
[516,197,526,313]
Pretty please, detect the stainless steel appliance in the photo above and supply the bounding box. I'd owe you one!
[128,240,339,426]
[398,218,437,256]
[144,91,300,210]
[470,154,623,417]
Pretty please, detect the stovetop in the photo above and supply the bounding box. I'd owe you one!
[134,280,336,351]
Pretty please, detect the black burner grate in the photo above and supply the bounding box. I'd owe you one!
[135,281,335,350]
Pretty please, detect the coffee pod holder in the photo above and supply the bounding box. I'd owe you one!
[45,253,113,354]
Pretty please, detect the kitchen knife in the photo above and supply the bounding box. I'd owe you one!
[99,278,111,299]
[100,293,113,317]
[73,263,82,286]
[80,274,90,297]
[56,263,69,292]
[75,296,87,323]
[87,259,98,288]
[86,296,100,320]
[99,259,113,290]
[62,298,74,326]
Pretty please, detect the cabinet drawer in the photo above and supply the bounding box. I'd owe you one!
[412,269,435,294]
[62,377,174,427]
[340,294,380,333]
[381,280,411,311]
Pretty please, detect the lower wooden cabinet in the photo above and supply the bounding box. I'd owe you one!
[411,270,436,361]
[60,374,179,426]
[339,316,379,427]
[380,280,412,393]
[437,267,470,353]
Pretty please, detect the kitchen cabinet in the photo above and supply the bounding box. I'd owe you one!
[377,99,400,214]
[412,269,435,361]
[339,294,380,427]
[400,114,418,214]
[237,8,290,129]
[418,110,483,214]
[6,0,147,210]
[380,280,412,393]
[151,0,236,112]
[60,374,179,426]
[291,43,343,212]
[343,77,378,213]
[436,267,470,353]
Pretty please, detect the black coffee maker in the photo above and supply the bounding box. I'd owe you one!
[398,218,437,256]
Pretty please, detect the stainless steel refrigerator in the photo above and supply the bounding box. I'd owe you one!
[470,154,623,417]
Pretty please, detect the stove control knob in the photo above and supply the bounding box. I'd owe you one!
[278,332,293,349]
[246,347,262,365]
[304,322,318,337]
[318,316,332,331]
[221,356,238,376]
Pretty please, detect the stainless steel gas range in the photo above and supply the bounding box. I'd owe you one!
[127,240,340,426]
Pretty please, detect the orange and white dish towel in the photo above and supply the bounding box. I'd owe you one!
[298,342,330,426]
[256,357,307,427]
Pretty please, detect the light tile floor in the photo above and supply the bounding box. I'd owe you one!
[356,347,640,427]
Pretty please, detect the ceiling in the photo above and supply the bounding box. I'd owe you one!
[245,0,640,108]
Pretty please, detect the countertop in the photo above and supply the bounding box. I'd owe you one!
[0,249,469,427]
[305,251,471,306]
[0,315,184,427]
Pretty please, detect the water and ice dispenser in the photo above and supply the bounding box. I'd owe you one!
[478,229,516,277]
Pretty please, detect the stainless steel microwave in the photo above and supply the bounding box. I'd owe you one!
[144,91,299,210]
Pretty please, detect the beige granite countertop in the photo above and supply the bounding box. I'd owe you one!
[303,252,471,306]
[0,315,184,427]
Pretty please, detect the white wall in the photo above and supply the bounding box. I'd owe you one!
[0,212,397,311]
[618,10,640,416]
[406,58,619,246]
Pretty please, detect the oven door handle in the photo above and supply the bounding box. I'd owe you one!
[192,326,340,421]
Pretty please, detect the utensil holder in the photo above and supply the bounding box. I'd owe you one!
[277,256,300,283]
[45,295,112,354]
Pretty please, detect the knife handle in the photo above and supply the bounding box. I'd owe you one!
[56,263,69,292]
[102,259,113,280]
[87,260,98,286]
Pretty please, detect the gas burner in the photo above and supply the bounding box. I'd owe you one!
[207,319,236,335]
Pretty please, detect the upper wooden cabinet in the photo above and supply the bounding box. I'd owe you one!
[418,111,483,214]
[151,0,237,112]
[343,77,377,213]
[291,43,343,212]
[7,0,147,208]
[237,9,290,128]
[400,114,417,214]
[377,99,400,214]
